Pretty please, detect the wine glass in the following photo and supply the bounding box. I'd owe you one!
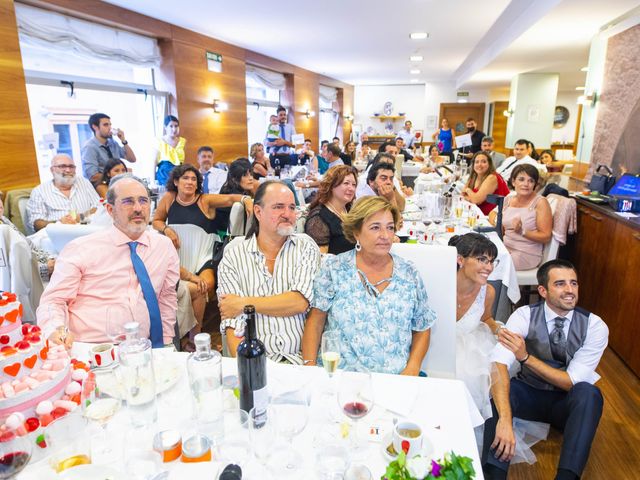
[45,415,92,473]
[216,408,251,468]
[249,406,275,466]
[82,368,122,462]
[321,331,341,378]
[337,370,374,456]
[268,388,310,475]
[106,304,133,344]
[0,432,32,479]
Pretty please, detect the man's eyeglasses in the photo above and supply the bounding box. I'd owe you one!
[475,256,500,268]
[52,164,76,170]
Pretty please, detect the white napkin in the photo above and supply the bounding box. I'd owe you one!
[372,373,419,418]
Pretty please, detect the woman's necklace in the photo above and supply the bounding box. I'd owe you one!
[176,194,196,206]
[325,200,347,218]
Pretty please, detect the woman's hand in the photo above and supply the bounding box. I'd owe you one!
[190,274,209,294]
[512,216,523,235]
[164,227,180,249]
[400,364,421,376]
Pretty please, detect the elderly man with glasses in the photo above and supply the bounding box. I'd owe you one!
[37,173,179,348]
[27,153,100,231]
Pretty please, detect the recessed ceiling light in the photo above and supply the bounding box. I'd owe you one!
[410,69,421,75]
[575,86,586,91]
[410,32,429,40]
[410,55,424,62]
[410,79,420,83]
[581,66,589,72]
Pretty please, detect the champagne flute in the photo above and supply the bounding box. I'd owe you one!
[106,304,133,344]
[82,369,122,462]
[337,370,374,457]
[321,331,341,378]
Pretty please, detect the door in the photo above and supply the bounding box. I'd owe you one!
[438,103,486,138]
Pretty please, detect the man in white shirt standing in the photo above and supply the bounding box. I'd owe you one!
[496,138,547,183]
[197,146,227,194]
[28,154,100,231]
[482,259,608,480]
[217,180,320,363]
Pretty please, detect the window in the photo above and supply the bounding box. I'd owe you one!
[319,85,339,145]
[245,66,286,151]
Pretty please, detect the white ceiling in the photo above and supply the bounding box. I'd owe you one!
[104,0,639,91]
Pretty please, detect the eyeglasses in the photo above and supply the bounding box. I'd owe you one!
[118,197,150,207]
[475,256,499,268]
[52,164,76,170]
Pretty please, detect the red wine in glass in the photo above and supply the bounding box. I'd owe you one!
[343,401,369,420]
[0,451,30,478]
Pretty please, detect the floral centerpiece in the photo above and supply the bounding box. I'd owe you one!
[383,451,475,480]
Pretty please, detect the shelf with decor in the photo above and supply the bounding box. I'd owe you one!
[371,115,405,120]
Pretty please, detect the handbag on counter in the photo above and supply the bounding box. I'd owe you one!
[588,164,616,194]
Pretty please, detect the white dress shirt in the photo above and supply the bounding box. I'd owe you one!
[27,177,100,229]
[496,155,547,182]
[397,129,415,149]
[205,168,228,194]
[490,302,609,385]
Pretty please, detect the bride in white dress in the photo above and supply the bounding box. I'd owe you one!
[450,233,549,464]
[450,233,502,420]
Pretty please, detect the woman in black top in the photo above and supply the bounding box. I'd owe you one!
[211,158,256,234]
[305,165,357,254]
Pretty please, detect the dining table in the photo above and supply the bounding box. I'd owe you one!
[17,344,484,479]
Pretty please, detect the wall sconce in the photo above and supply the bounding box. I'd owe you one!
[305,109,316,118]
[212,99,228,113]
[503,109,514,118]
[343,114,354,122]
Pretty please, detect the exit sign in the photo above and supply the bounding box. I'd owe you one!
[206,52,222,73]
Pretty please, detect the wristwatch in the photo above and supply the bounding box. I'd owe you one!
[122,140,128,145]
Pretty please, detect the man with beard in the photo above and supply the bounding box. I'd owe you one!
[27,154,100,231]
[482,259,608,480]
[460,118,485,161]
[81,112,137,187]
[37,174,179,348]
[197,145,226,194]
[217,180,320,363]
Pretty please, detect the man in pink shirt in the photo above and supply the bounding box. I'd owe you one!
[37,174,180,347]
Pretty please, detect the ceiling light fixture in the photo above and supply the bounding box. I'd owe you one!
[575,86,585,91]
[343,114,354,122]
[305,109,316,119]
[410,69,421,75]
[410,55,423,62]
[410,32,429,40]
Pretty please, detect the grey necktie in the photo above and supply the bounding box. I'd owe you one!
[550,316,567,363]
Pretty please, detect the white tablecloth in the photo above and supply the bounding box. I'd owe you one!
[19,349,483,479]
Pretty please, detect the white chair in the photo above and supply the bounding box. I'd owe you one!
[168,224,219,274]
[18,197,33,236]
[228,202,252,237]
[45,223,106,254]
[391,243,457,379]
[0,225,44,323]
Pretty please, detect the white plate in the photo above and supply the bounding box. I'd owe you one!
[380,432,434,463]
[57,465,126,479]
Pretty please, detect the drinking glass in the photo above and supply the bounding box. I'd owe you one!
[45,415,92,473]
[106,304,133,344]
[215,408,251,468]
[268,388,310,474]
[249,406,275,466]
[0,433,32,479]
[82,368,122,462]
[337,370,374,456]
[321,331,341,378]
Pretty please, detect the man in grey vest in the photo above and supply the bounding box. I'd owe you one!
[482,259,608,480]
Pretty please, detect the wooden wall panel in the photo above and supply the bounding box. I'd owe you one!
[171,40,248,164]
[293,72,319,148]
[0,0,38,192]
[491,101,509,154]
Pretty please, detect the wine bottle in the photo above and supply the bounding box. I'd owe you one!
[237,306,267,422]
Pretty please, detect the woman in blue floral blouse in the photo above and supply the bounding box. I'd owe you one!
[301,196,436,375]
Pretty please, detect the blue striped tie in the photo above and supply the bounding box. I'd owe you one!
[128,242,163,348]
[202,171,210,193]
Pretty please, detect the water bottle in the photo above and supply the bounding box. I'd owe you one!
[117,322,158,427]
[460,158,468,178]
[187,333,224,443]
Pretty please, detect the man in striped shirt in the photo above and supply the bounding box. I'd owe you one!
[27,154,100,231]
[218,180,321,363]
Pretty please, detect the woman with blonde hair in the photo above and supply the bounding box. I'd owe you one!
[302,196,436,375]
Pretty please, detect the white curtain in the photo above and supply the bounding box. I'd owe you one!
[246,65,286,90]
[15,3,160,67]
[319,85,338,104]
